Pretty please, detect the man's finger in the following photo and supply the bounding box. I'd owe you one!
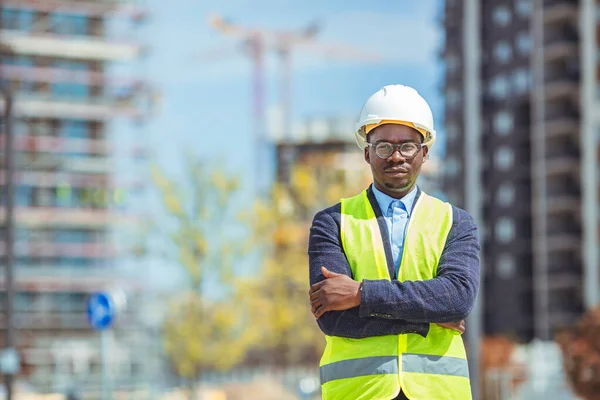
[310,295,321,309]
[309,280,326,295]
[314,304,327,319]
[322,266,342,279]
[309,288,322,301]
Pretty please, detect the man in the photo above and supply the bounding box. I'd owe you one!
[308,84,480,400]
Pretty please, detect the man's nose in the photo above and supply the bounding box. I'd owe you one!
[390,149,406,163]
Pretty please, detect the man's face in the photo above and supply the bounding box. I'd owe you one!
[364,123,428,199]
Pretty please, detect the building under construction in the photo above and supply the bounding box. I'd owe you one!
[0,0,157,392]
[442,0,598,341]
[272,116,443,205]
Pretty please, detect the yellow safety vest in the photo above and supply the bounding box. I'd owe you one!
[319,189,472,400]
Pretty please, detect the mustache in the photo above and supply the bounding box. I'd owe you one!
[383,165,409,173]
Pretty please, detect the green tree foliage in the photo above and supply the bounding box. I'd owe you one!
[237,163,369,365]
[150,157,253,380]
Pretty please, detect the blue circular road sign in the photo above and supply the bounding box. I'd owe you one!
[87,292,116,330]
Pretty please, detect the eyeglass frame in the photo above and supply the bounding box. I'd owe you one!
[365,141,426,159]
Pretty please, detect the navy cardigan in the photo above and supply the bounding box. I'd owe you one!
[308,186,480,338]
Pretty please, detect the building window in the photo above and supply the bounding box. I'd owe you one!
[493,111,514,135]
[51,13,89,36]
[513,69,531,94]
[1,8,34,31]
[492,5,512,27]
[493,41,513,64]
[446,88,461,109]
[446,123,459,141]
[52,61,90,99]
[497,254,516,278]
[489,75,510,99]
[495,218,515,243]
[516,32,532,55]
[496,182,516,206]
[59,120,89,139]
[14,120,29,136]
[31,120,54,136]
[445,156,461,178]
[4,57,34,93]
[446,54,460,75]
[495,147,515,170]
[35,188,55,207]
[15,292,34,312]
[16,186,33,207]
[516,0,532,17]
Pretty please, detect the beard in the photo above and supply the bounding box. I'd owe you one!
[383,180,413,192]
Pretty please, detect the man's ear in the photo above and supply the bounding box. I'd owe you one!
[422,145,429,162]
[364,147,371,165]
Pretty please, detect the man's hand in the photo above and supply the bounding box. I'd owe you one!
[436,320,466,334]
[309,266,361,319]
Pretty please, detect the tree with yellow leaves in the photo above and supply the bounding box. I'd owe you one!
[149,156,254,390]
[237,161,369,366]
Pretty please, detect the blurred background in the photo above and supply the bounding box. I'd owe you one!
[0,0,598,399]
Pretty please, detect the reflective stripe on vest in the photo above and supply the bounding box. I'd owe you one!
[319,189,472,400]
[320,354,469,384]
[320,356,398,384]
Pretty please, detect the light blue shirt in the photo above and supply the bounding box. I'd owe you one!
[372,185,418,275]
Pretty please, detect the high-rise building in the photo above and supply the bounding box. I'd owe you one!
[0,0,156,391]
[441,0,598,341]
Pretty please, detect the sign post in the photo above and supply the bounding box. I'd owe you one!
[87,292,117,400]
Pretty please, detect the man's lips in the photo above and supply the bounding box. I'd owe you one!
[384,167,409,176]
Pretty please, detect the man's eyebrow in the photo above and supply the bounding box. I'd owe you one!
[372,139,419,145]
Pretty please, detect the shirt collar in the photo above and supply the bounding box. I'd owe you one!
[372,184,418,217]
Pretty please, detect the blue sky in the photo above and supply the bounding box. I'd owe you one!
[138,0,445,176]
[119,0,445,290]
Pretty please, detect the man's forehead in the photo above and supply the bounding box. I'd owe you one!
[369,124,422,141]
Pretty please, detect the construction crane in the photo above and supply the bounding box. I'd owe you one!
[206,14,381,194]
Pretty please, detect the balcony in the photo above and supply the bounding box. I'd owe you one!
[0,171,109,189]
[3,0,146,20]
[544,156,580,176]
[0,312,89,330]
[0,273,143,293]
[548,311,582,329]
[544,119,579,140]
[543,42,578,62]
[0,135,110,156]
[0,64,141,91]
[546,196,580,215]
[4,152,113,173]
[544,66,579,84]
[0,30,142,61]
[544,81,579,101]
[544,25,578,47]
[0,207,140,228]
[0,241,115,258]
[546,272,582,290]
[543,99,579,123]
[0,93,141,120]
[543,1,578,24]
[546,233,581,253]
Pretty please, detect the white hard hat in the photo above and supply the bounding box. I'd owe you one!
[355,84,436,150]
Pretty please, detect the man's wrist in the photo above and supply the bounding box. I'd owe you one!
[356,281,363,306]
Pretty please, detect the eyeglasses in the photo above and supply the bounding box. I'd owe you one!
[366,141,424,159]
